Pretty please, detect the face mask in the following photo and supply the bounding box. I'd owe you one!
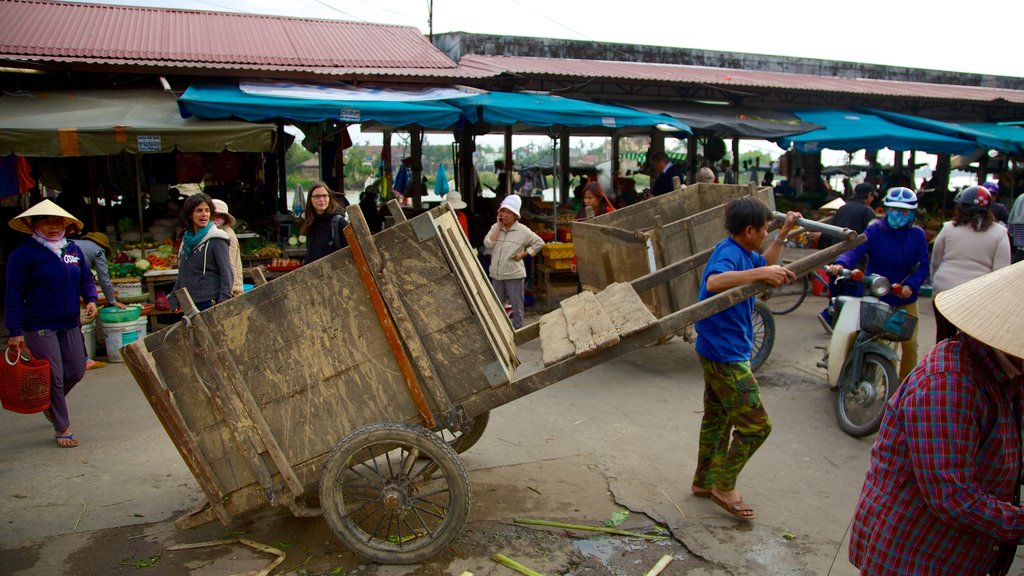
[886,209,914,229]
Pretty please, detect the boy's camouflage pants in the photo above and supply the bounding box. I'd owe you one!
[692,356,772,492]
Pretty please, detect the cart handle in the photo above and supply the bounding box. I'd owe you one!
[773,212,857,241]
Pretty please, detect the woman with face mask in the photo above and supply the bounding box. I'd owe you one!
[827,187,930,382]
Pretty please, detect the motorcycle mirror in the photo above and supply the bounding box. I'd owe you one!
[869,275,892,297]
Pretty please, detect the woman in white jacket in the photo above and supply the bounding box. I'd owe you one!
[483,195,544,329]
[930,185,1010,342]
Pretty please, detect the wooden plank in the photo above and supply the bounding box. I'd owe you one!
[172,289,279,505]
[539,309,574,367]
[177,290,309,506]
[343,213,436,430]
[386,198,407,223]
[121,341,232,525]
[596,282,658,337]
[560,291,620,357]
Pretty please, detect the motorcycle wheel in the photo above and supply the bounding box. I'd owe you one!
[834,352,898,437]
[750,300,775,372]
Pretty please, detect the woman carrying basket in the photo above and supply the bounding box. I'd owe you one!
[5,200,98,447]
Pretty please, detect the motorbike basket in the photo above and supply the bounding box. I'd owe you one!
[860,301,917,341]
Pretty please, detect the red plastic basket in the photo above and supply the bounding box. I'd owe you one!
[0,348,51,414]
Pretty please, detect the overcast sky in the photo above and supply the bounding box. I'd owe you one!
[84,0,1023,77]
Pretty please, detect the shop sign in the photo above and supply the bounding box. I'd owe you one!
[339,108,361,122]
[137,135,162,152]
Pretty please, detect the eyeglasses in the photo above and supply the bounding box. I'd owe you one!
[311,194,331,199]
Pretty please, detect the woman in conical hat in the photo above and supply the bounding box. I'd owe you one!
[5,200,97,448]
[850,262,1024,576]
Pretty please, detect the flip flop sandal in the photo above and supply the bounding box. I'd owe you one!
[55,433,78,448]
[710,493,756,520]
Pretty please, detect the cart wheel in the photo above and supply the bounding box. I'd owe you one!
[436,412,490,454]
[750,300,775,372]
[319,422,471,565]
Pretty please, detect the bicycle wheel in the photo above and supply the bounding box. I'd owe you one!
[834,352,898,438]
[750,300,775,372]
[763,276,809,315]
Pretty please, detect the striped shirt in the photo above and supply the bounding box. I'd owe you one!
[849,335,1024,575]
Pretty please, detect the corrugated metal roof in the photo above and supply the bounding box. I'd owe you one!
[0,0,468,75]
[457,55,1024,105]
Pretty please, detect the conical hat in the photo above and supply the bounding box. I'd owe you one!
[820,197,845,212]
[934,261,1024,358]
[8,199,84,235]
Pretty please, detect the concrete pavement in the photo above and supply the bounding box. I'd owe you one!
[2,294,1020,575]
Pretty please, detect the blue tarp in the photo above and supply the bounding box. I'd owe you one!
[449,92,691,135]
[179,82,465,129]
[863,108,1024,155]
[776,109,977,155]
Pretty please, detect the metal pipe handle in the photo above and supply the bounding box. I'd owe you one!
[774,212,857,241]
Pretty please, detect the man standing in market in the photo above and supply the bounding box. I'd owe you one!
[650,151,686,196]
[690,197,800,520]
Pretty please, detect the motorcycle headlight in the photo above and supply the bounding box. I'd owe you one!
[869,276,892,297]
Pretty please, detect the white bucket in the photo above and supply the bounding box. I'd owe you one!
[81,322,96,360]
[102,321,140,363]
[132,317,148,339]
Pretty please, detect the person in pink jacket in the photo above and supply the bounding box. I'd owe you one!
[931,185,1011,342]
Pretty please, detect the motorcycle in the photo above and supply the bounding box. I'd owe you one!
[816,267,918,437]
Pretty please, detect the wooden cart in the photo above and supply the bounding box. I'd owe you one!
[123,198,861,565]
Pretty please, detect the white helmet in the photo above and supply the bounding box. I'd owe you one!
[883,187,917,210]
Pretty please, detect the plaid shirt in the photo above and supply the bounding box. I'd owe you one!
[849,335,1024,575]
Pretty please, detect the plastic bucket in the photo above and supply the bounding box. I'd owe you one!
[102,321,140,363]
[81,322,96,360]
[132,317,149,339]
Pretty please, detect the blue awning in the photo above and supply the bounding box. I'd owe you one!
[178,81,466,129]
[862,109,1024,155]
[776,109,977,155]
[448,91,691,136]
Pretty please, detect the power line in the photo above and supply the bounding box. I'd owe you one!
[313,0,369,22]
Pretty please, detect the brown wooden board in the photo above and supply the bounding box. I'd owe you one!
[560,291,620,357]
[539,309,574,367]
[596,282,658,336]
[124,208,515,522]
[572,183,774,318]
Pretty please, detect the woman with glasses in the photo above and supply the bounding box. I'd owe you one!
[301,182,349,265]
[827,187,930,382]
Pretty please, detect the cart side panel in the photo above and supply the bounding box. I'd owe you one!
[373,207,517,401]
[584,190,693,233]
[570,221,662,310]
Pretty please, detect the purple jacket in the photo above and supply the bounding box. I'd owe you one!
[834,219,929,307]
[5,238,98,336]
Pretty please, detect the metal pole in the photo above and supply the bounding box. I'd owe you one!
[773,212,857,241]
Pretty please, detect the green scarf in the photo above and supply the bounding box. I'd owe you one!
[181,222,213,256]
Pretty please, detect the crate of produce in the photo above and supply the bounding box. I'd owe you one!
[542,242,575,261]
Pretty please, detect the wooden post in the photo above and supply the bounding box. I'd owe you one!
[731,137,740,184]
[686,135,699,185]
[559,133,570,205]
[504,127,514,196]
[411,128,423,211]
[610,135,620,201]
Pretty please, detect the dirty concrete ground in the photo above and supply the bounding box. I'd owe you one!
[2,294,1023,575]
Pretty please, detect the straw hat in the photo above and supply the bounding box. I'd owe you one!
[819,197,845,212]
[82,231,112,255]
[8,199,84,235]
[211,198,236,226]
[934,261,1024,358]
[446,190,467,210]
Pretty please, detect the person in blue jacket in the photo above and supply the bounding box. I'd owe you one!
[5,200,98,448]
[828,187,930,382]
